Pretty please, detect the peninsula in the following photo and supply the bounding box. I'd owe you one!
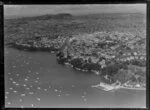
[4,13,146,91]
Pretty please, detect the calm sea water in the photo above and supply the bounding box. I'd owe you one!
[5,47,146,108]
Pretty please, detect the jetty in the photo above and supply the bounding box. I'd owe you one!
[91,80,121,91]
[91,80,146,91]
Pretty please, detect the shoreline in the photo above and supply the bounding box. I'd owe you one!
[64,62,100,75]
[120,86,146,90]
[64,61,146,91]
[6,44,58,54]
[91,81,146,91]
[5,44,146,92]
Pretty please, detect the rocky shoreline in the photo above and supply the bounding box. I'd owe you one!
[7,42,58,53]
[58,57,146,90]
[6,35,66,53]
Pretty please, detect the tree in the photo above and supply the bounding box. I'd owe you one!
[112,69,132,83]
[70,58,83,68]
[101,63,123,76]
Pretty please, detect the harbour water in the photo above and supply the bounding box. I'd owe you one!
[5,47,146,108]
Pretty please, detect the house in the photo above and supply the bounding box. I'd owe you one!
[90,57,99,63]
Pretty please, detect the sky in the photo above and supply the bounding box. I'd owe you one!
[4,4,146,18]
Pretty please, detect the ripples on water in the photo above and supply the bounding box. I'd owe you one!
[5,48,146,108]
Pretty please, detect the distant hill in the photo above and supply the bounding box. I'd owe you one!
[5,13,73,20]
[32,13,73,20]
[53,13,73,18]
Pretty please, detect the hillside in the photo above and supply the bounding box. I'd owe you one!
[56,31,146,86]
[4,13,146,45]
[4,13,146,88]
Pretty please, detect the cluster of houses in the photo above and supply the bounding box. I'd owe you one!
[62,32,145,65]
[9,30,146,87]
[56,31,146,86]
[11,31,146,70]
[12,35,66,52]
